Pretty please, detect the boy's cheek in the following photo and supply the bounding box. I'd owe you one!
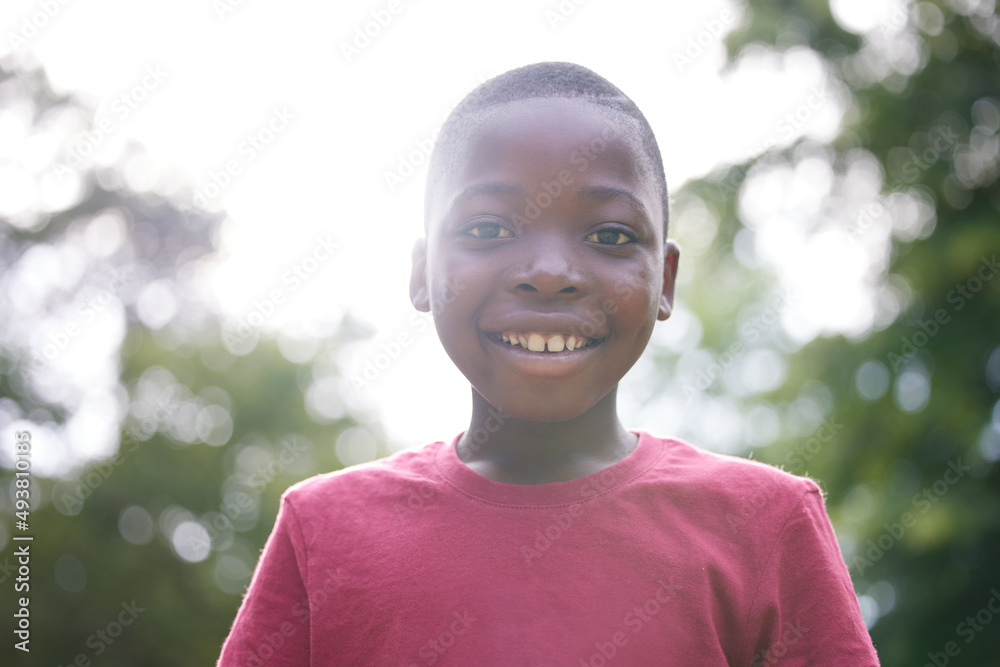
[441,278,467,303]
[429,279,468,315]
[613,280,633,298]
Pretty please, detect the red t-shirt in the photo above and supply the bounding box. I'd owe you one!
[217,431,879,665]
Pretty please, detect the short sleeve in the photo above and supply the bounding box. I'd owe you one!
[217,493,311,666]
[745,488,880,666]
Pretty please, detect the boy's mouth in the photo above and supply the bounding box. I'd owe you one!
[491,331,601,353]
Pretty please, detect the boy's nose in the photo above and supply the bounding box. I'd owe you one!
[510,239,584,298]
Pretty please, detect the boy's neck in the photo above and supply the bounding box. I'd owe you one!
[456,389,637,485]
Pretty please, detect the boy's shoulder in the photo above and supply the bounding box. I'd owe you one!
[278,432,822,512]
[278,440,443,508]
[659,435,821,494]
[650,434,825,531]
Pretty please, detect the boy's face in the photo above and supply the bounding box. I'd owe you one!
[412,97,679,422]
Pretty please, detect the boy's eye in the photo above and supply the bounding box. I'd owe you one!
[467,222,513,239]
[587,229,633,245]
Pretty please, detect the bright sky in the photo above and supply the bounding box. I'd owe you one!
[4,0,887,461]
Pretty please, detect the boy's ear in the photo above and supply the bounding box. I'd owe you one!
[657,241,680,321]
[410,238,431,312]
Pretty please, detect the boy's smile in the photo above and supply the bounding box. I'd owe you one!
[412,97,679,424]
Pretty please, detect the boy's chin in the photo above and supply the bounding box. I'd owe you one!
[473,388,612,424]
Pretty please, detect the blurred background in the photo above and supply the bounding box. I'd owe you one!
[0,0,998,664]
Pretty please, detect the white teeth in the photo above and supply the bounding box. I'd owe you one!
[498,331,597,352]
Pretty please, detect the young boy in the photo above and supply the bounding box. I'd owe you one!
[218,62,880,665]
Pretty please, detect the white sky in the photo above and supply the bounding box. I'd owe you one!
[2,0,865,454]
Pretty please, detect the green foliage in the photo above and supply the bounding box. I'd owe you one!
[688,1,1000,663]
[1,1,998,664]
[0,61,375,665]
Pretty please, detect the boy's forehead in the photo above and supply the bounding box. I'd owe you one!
[431,97,660,223]
[462,98,647,175]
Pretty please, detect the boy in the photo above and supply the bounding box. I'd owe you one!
[218,62,880,665]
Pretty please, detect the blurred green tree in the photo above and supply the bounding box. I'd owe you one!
[647,1,999,664]
[0,60,377,665]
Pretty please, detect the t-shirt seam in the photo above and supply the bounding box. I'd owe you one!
[738,486,819,661]
[431,437,666,509]
[283,494,310,591]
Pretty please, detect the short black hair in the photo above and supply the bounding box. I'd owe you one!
[425,61,670,238]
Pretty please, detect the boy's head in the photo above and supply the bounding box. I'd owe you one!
[424,62,670,237]
[411,62,679,422]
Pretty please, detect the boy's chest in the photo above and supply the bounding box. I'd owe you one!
[304,508,756,665]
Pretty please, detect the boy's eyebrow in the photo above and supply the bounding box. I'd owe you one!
[447,181,524,212]
[576,185,649,220]
[445,182,649,221]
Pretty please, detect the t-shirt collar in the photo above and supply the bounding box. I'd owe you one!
[433,430,662,507]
